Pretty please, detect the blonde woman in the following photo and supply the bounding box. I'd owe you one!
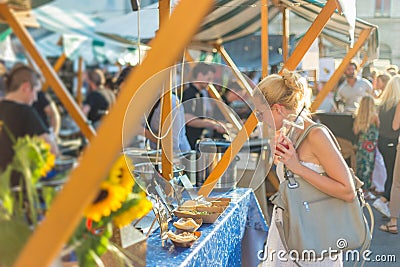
[373,75,400,220]
[260,69,355,266]
[353,95,380,198]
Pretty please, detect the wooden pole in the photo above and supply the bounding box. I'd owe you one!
[159,0,173,180]
[76,56,83,106]
[0,4,96,141]
[207,84,242,131]
[14,0,214,265]
[282,8,289,63]
[198,112,259,197]
[310,28,373,112]
[283,0,337,71]
[217,45,254,96]
[42,53,67,91]
[261,0,269,78]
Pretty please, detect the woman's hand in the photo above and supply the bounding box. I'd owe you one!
[275,135,302,173]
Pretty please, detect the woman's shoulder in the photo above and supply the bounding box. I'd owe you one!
[304,123,339,152]
[306,123,330,141]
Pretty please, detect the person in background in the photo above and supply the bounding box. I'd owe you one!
[370,72,391,194]
[115,66,190,153]
[0,61,6,99]
[182,62,225,149]
[33,91,61,136]
[0,64,59,185]
[373,72,390,98]
[82,68,116,128]
[353,95,380,199]
[373,75,400,218]
[379,139,400,234]
[220,81,251,120]
[386,65,399,77]
[259,69,354,266]
[336,61,373,112]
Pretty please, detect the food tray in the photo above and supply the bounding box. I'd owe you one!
[167,231,201,248]
[173,218,203,232]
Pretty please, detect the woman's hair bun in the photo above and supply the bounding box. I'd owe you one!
[281,68,304,94]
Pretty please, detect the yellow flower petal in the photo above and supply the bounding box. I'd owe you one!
[84,182,127,222]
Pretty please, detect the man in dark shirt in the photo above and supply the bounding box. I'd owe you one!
[182,63,225,149]
[82,69,116,128]
[33,91,61,135]
[0,64,59,184]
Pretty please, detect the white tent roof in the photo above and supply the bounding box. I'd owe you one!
[32,3,149,63]
[95,0,378,59]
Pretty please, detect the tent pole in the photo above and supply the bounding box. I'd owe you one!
[359,52,369,69]
[42,53,67,92]
[76,56,83,106]
[159,0,173,180]
[0,3,96,141]
[217,45,254,95]
[310,28,372,112]
[198,45,261,196]
[261,0,269,78]
[282,7,289,63]
[206,84,242,131]
[198,112,259,197]
[185,50,195,62]
[13,0,214,265]
[283,0,337,71]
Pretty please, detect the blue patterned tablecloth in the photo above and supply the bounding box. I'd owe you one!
[146,188,269,267]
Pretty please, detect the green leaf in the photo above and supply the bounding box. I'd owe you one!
[0,220,32,266]
[41,186,57,209]
[0,166,13,215]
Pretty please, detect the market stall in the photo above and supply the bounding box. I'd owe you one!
[0,0,380,266]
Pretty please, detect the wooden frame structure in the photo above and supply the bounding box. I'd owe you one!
[0,0,376,264]
[0,5,96,141]
[9,0,215,265]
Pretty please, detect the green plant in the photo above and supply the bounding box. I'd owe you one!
[0,120,152,266]
[0,122,55,266]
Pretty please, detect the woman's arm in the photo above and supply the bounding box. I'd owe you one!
[392,102,400,131]
[373,112,380,128]
[277,127,356,202]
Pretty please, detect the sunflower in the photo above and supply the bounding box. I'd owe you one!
[84,181,128,222]
[113,194,153,228]
[39,152,55,177]
[108,155,135,192]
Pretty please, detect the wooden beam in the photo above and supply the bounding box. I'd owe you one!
[42,53,67,91]
[14,0,214,265]
[359,52,369,69]
[198,112,259,197]
[158,0,173,180]
[207,83,242,131]
[283,0,337,71]
[160,75,173,180]
[76,56,83,106]
[282,8,289,63]
[217,45,254,96]
[159,0,170,30]
[310,28,372,112]
[0,9,40,28]
[261,0,268,78]
[184,50,195,62]
[0,4,96,141]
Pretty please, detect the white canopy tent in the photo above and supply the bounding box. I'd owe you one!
[31,3,148,64]
[95,0,378,60]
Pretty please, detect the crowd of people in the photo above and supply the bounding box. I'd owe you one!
[328,61,400,235]
[1,58,399,240]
